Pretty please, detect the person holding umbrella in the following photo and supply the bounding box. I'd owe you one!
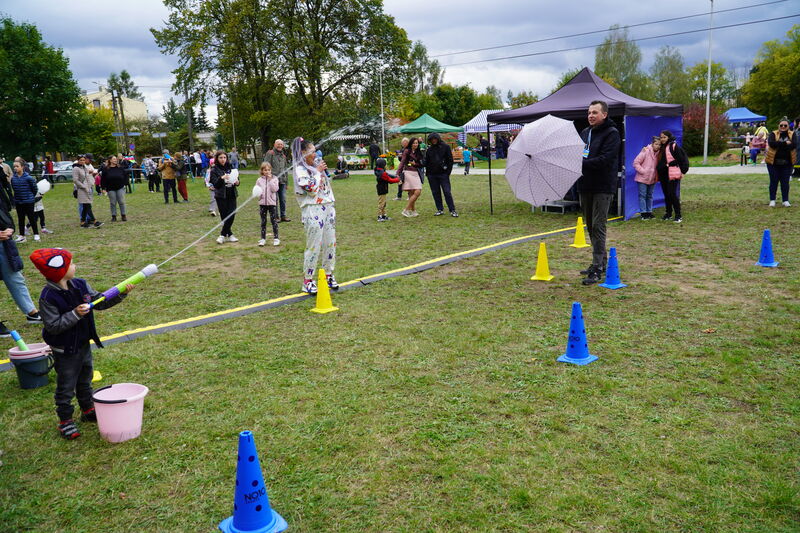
[577,100,620,285]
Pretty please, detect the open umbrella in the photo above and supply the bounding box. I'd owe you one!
[505,114,584,207]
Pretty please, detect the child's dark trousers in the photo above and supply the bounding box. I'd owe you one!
[53,344,94,421]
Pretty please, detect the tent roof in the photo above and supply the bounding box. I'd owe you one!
[462,110,522,133]
[724,107,767,123]
[392,113,463,133]
[488,67,683,124]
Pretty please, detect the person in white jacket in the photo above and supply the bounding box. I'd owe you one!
[292,137,337,295]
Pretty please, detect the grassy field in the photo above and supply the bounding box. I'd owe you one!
[1,170,798,532]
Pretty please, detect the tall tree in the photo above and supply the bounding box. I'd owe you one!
[432,84,481,127]
[688,61,735,107]
[162,97,187,132]
[0,18,85,160]
[552,66,584,93]
[107,70,142,100]
[742,25,800,125]
[507,90,539,109]
[408,41,444,94]
[153,0,288,149]
[650,46,691,105]
[594,25,652,99]
[275,0,411,135]
[196,105,211,131]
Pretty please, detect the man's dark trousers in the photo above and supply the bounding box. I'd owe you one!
[428,173,456,212]
[580,191,613,270]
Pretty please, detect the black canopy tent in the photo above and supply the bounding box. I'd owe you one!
[486,68,683,218]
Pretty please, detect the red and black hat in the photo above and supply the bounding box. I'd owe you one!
[29,248,72,283]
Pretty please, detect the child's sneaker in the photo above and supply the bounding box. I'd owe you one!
[258,239,266,246]
[228,235,239,243]
[93,221,104,228]
[326,274,339,290]
[41,227,54,234]
[80,407,97,423]
[216,235,225,244]
[272,238,280,246]
[14,235,25,243]
[58,419,80,440]
[33,234,40,241]
[377,215,384,222]
[26,311,42,324]
[302,279,317,295]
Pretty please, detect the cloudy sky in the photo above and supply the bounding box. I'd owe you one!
[3,0,797,126]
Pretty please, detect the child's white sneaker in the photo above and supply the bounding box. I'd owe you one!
[216,235,225,244]
[783,201,791,207]
[33,234,40,241]
[228,235,239,242]
[769,200,776,207]
[41,227,53,234]
[258,239,266,246]
[273,238,280,246]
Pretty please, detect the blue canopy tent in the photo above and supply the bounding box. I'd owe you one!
[724,107,767,123]
[487,68,684,219]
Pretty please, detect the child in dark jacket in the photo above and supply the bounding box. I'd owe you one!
[30,248,133,440]
[374,158,400,221]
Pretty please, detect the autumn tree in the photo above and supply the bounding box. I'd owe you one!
[594,25,653,99]
[688,61,735,107]
[0,18,85,160]
[650,46,691,105]
[742,25,800,126]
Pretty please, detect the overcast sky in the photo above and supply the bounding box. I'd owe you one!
[3,0,797,127]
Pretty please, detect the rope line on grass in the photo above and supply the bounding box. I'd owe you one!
[0,216,622,372]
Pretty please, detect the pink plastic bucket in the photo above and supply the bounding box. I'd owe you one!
[93,383,149,443]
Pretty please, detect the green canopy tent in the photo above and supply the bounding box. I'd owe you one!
[391,113,463,133]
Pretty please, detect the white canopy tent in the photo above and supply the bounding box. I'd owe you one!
[459,109,522,143]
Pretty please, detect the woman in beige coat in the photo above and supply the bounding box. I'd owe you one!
[72,155,103,228]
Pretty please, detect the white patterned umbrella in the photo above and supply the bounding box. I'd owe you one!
[505,114,584,207]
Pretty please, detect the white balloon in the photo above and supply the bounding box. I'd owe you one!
[36,179,51,196]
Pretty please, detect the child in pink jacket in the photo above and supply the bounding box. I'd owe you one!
[633,137,661,219]
[256,162,280,246]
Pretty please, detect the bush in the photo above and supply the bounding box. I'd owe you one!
[682,103,729,156]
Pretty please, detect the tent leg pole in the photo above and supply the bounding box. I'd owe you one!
[487,123,493,215]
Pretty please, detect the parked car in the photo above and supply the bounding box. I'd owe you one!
[47,160,76,183]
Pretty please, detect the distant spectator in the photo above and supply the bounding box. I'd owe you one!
[142,154,160,192]
[11,159,39,241]
[394,137,409,200]
[765,117,795,207]
[99,155,128,222]
[230,147,240,169]
[209,151,239,244]
[463,147,472,175]
[158,152,180,204]
[368,141,381,169]
[424,133,458,217]
[263,139,291,222]
[73,155,103,228]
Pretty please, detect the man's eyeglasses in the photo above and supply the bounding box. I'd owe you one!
[779,124,789,128]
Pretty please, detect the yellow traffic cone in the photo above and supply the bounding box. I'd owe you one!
[531,241,555,281]
[310,268,339,314]
[569,216,590,248]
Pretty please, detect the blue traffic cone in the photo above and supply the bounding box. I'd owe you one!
[557,302,599,365]
[756,229,779,267]
[599,247,627,289]
[219,431,288,533]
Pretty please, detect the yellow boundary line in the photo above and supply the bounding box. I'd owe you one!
[97,216,622,344]
[0,215,622,365]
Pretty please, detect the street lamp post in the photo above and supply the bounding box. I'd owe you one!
[230,94,237,150]
[702,0,714,165]
[378,69,386,153]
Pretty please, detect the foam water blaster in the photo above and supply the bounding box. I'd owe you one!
[90,264,158,308]
[9,330,29,351]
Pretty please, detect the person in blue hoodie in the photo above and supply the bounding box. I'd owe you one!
[10,159,39,242]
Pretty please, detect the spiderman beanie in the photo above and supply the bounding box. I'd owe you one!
[30,248,73,283]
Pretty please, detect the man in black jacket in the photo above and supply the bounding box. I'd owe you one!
[425,133,458,217]
[577,100,620,285]
[368,141,381,170]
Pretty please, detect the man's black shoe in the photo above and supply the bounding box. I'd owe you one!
[579,264,595,276]
[0,321,11,337]
[582,268,602,285]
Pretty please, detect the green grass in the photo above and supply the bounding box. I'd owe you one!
[1,171,798,532]
[688,149,743,167]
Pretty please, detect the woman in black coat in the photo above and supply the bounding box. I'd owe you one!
[209,151,240,243]
[99,155,128,221]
